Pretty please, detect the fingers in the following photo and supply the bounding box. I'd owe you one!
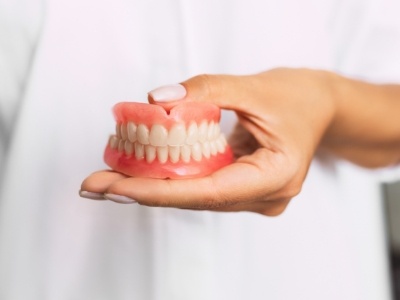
[103,150,289,209]
[80,170,128,199]
[148,74,255,113]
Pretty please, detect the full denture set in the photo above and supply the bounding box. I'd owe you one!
[104,102,233,178]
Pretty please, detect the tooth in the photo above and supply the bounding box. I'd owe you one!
[169,146,180,163]
[210,141,218,156]
[168,124,186,146]
[216,138,225,153]
[213,124,220,140]
[121,123,128,140]
[135,142,144,160]
[109,136,118,149]
[198,121,208,143]
[124,140,134,155]
[191,142,202,161]
[220,134,227,147]
[202,141,211,158]
[127,122,137,143]
[157,146,168,164]
[207,121,215,140]
[145,145,156,163]
[116,124,122,138]
[137,124,150,145]
[118,139,125,152]
[186,122,198,145]
[181,145,191,163]
[149,124,168,146]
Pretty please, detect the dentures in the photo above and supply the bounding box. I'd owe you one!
[104,102,233,179]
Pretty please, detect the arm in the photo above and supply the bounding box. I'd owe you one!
[80,68,400,215]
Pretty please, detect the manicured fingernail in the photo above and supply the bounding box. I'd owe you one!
[104,193,137,204]
[79,190,106,200]
[148,83,186,102]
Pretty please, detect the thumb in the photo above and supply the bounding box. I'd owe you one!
[148,74,251,112]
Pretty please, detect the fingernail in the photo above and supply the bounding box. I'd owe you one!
[148,83,186,102]
[104,193,137,204]
[79,190,106,200]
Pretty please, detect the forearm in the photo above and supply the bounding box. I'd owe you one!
[322,73,400,167]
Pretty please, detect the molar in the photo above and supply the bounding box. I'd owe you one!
[109,136,118,149]
[135,142,145,160]
[202,141,211,158]
[150,124,168,146]
[216,138,225,153]
[207,121,215,141]
[118,139,125,152]
[127,122,137,143]
[210,141,218,156]
[137,124,150,145]
[116,124,122,138]
[168,124,186,146]
[121,123,128,140]
[125,140,134,155]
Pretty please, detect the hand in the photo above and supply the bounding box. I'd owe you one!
[80,68,338,215]
[80,68,400,215]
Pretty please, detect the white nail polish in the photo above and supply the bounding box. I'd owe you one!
[104,193,137,204]
[148,84,186,102]
[79,190,106,200]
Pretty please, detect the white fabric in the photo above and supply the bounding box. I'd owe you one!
[0,0,399,299]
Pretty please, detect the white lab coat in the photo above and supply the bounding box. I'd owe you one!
[1,0,400,299]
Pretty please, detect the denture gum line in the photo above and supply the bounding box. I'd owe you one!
[109,120,228,163]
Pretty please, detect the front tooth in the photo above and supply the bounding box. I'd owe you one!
[127,122,137,143]
[145,145,156,163]
[168,124,186,146]
[137,124,150,145]
[198,121,208,143]
[181,145,191,163]
[150,124,168,146]
[186,122,199,145]
[116,124,122,138]
[207,121,215,140]
[109,136,118,149]
[118,140,125,152]
[121,123,128,140]
[135,142,144,160]
[191,142,202,161]
[202,141,211,158]
[157,146,168,164]
[169,146,180,163]
[125,140,134,155]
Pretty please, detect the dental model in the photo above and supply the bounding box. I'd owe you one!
[104,102,233,179]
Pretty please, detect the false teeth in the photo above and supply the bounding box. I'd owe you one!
[109,120,229,163]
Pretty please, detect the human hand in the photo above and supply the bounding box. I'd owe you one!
[80,68,338,215]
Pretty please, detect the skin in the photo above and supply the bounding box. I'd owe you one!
[80,68,400,216]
